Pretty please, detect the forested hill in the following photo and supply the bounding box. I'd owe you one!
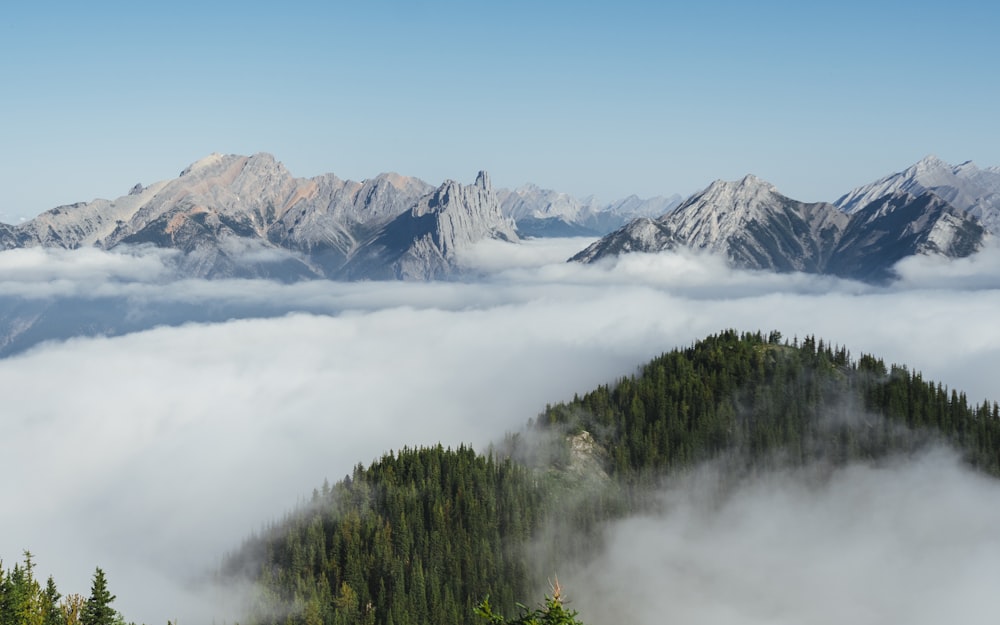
[222,330,1000,625]
[224,446,548,625]
[539,329,1000,480]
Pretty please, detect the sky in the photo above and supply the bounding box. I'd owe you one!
[4,239,1000,623]
[3,0,1000,222]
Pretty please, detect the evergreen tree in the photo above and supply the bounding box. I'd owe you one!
[42,576,65,625]
[80,569,115,625]
[0,551,44,625]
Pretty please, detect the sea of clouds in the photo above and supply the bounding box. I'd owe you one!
[2,237,1000,623]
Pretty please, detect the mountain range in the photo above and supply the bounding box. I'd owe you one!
[1,153,998,283]
[0,153,519,281]
[0,153,669,281]
[572,164,991,283]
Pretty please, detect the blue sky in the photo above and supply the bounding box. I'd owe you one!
[2,0,998,220]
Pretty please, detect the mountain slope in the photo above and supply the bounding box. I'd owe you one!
[836,155,1000,233]
[827,191,987,282]
[339,171,518,280]
[657,175,848,272]
[265,172,434,275]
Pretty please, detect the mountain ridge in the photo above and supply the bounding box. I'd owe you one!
[0,152,676,279]
[835,154,1000,233]
[4,153,999,283]
[572,170,989,283]
[0,153,516,281]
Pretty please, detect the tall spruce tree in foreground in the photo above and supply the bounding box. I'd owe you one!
[80,568,115,625]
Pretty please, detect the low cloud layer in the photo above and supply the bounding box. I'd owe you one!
[893,243,1000,290]
[567,449,1000,625]
[2,240,1000,623]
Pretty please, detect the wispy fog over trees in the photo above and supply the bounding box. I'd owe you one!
[218,330,1000,625]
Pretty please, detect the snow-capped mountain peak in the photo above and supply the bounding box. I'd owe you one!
[696,175,779,206]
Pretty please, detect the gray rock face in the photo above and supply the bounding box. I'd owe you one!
[652,175,849,273]
[828,191,986,282]
[0,153,513,281]
[572,175,988,283]
[339,171,518,280]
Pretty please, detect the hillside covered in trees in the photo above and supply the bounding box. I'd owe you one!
[219,330,1000,625]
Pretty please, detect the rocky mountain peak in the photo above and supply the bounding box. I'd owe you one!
[339,171,517,280]
[705,173,775,195]
[686,175,781,217]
